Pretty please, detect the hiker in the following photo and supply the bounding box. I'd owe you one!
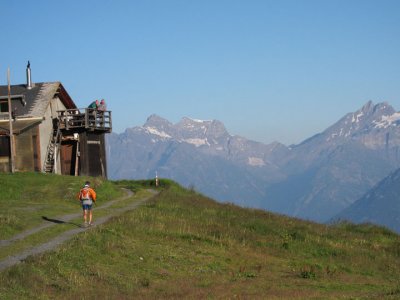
[96,99,107,127]
[77,181,97,227]
[88,99,99,110]
[87,100,99,127]
[98,99,107,111]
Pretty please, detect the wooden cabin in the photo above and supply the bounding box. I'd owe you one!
[0,64,112,177]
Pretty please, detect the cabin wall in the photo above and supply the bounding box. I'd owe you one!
[79,132,107,178]
[0,126,40,172]
[60,140,78,176]
[14,126,40,172]
[32,132,40,171]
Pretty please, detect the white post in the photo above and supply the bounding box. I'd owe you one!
[155,171,159,187]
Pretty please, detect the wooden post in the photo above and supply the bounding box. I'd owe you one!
[7,68,15,173]
[74,134,80,176]
[100,157,105,178]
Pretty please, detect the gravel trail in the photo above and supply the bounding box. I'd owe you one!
[0,189,157,272]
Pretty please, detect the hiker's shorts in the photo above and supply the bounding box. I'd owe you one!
[82,204,93,211]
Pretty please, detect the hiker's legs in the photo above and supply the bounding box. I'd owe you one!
[83,209,87,223]
[89,210,93,224]
[81,204,93,225]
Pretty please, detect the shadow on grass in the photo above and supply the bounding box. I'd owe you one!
[42,216,82,228]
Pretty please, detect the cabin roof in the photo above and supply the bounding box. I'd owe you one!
[0,82,76,119]
[0,117,43,135]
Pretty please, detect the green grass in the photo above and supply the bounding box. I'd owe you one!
[0,172,123,240]
[0,176,400,299]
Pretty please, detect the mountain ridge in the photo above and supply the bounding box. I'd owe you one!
[332,167,400,233]
[106,101,400,228]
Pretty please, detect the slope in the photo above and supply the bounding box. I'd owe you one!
[0,173,157,272]
[1,177,399,299]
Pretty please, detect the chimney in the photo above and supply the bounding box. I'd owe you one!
[26,61,32,89]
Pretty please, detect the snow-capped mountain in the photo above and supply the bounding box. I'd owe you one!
[106,101,400,225]
[285,101,400,169]
[143,114,231,149]
[325,101,397,145]
[264,101,400,221]
[133,114,289,170]
[323,101,400,152]
[107,114,288,207]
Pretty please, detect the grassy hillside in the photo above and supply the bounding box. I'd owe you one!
[0,172,123,240]
[0,174,400,299]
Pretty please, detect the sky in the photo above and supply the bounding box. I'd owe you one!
[1,0,400,145]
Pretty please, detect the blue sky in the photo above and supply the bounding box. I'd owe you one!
[2,0,400,145]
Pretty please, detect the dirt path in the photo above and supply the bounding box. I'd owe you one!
[0,189,157,272]
[0,189,134,248]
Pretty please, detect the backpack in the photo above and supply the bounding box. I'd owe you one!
[80,188,91,200]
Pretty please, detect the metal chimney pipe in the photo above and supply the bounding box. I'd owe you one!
[26,61,32,89]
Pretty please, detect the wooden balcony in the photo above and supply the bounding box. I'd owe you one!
[57,108,112,133]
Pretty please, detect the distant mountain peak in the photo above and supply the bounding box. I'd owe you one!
[360,100,374,114]
[175,116,229,139]
[142,115,174,140]
[144,114,171,127]
[140,115,231,146]
[373,101,391,113]
[322,101,397,142]
[356,101,395,117]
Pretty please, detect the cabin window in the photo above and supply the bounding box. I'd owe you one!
[0,97,24,113]
[0,136,10,156]
[0,101,8,113]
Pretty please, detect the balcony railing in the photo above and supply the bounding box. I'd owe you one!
[57,108,112,132]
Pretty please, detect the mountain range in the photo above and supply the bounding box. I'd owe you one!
[106,101,400,231]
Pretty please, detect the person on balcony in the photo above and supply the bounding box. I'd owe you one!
[97,99,107,127]
[87,100,99,127]
[98,99,107,111]
[88,99,99,110]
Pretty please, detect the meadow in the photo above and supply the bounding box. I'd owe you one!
[0,173,399,299]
